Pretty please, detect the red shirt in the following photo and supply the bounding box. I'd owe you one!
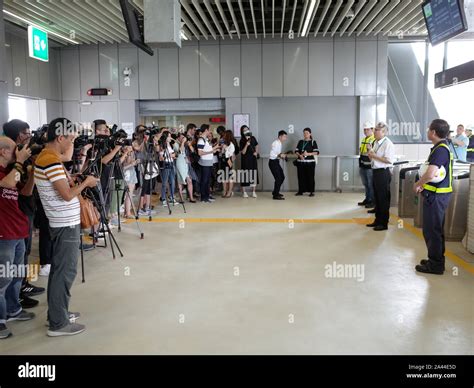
[0,165,29,240]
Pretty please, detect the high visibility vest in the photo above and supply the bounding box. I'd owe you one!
[423,142,453,194]
[359,135,375,167]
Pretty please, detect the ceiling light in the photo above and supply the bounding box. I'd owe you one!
[301,0,317,37]
[3,9,79,44]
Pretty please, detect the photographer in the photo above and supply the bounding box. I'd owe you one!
[0,136,35,339]
[2,119,44,309]
[35,117,99,337]
[136,127,159,214]
[158,131,177,206]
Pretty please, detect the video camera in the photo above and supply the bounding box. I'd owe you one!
[17,124,48,160]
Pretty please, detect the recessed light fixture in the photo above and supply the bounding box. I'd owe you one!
[301,0,317,37]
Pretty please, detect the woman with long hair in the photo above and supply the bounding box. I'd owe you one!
[239,125,259,198]
[222,130,236,198]
[295,127,319,196]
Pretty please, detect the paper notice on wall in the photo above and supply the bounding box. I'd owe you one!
[233,114,249,138]
[122,122,134,138]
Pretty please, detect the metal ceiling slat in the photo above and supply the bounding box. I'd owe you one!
[46,0,117,43]
[108,0,123,14]
[7,0,92,43]
[181,13,201,40]
[203,0,226,39]
[249,0,258,38]
[70,0,129,41]
[131,0,143,12]
[331,0,354,37]
[372,0,411,36]
[362,0,400,36]
[191,0,217,40]
[385,6,421,35]
[84,0,130,38]
[98,0,125,20]
[182,25,193,40]
[215,0,233,39]
[297,0,308,36]
[226,0,241,39]
[181,0,209,40]
[313,0,331,37]
[346,0,377,36]
[353,0,388,37]
[338,0,367,36]
[272,0,274,37]
[280,0,286,37]
[260,0,265,38]
[306,0,319,36]
[237,0,249,39]
[382,0,422,36]
[322,0,343,36]
[402,15,425,34]
[288,0,298,35]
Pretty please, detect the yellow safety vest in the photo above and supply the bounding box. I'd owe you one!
[360,135,375,155]
[423,142,453,194]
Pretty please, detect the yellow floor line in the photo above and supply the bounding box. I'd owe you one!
[390,213,474,276]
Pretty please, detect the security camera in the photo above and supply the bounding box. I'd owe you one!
[123,67,132,77]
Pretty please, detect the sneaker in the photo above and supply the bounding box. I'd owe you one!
[47,322,86,337]
[21,282,45,297]
[162,200,168,207]
[79,243,95,252]
[45,312,81,327]
[7,310,35,322]
[39,264,51,277]
[208,197,216,202]
[243,192,249,198]
[0,323,12,339]
[251,192,257,198]
[19,294,39,309]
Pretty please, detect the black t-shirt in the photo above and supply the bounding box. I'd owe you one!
[295,139,319,161]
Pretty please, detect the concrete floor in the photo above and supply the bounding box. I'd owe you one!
[2,192,473,355]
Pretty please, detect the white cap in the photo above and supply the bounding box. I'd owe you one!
[363,121,374,129]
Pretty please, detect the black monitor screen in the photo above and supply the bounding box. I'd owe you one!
[119,0,154,56]
[422,0,468,46]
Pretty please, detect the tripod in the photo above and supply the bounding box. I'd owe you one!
[159,140,186,214]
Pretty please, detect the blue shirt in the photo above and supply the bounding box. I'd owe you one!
[454,134,469,162]
[428,140,452,191]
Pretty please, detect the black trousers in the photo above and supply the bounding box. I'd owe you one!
[422,191,451,271]
[296,162,315,193]
[200,165,212,201]
[373,168,391,227]
[269,159,285,197]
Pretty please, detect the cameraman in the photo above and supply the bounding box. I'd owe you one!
[92,119,122,218]
[0,136,35,339]
[2,120,44,309]
[35,117,99,337]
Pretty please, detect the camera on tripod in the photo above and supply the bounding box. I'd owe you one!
[17,124,48,164]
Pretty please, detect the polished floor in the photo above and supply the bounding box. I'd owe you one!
[2,192,473,355]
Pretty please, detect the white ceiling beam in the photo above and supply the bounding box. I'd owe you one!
[261,0,266,38]
[181,0,209,40]
[181,13,201,40]
[353,0,388,36]
[215,0,233,39]
[361,0,400,36]
[331,0,354,37]
[307,0,319,36]
[288,0,298,35]
[191,0,217,40]
[203,0,226,39]
[338,0,366,36]
[238,0,250,39]
[249,0,258,38]
[85,0,130,38]
[322,0,343,36]
[382,0,422,36]
[99,0,126,20]
[280,0,286,37]
[372,0,411,36]
[226,0,241,39]
[385,6,422,35]
[346,0,377,36]
[272,0,275,37]
[313,0,331,37]
[297,0,309,36]
[398,13,424,33]
[182,25,193,40]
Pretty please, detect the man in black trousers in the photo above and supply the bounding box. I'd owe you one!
[269,130,288,200]
[366,122,395,231]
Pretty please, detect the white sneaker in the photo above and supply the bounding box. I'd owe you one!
[251,192,257,198]
[243,192,249,198]
[39,265,51,277]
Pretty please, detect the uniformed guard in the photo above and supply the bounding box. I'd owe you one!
[466,127,474,162]
[358,122,375,208]
[414,119,453,275]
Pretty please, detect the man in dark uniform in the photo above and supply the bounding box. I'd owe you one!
[414,119,453,275]
[466,127,474,162]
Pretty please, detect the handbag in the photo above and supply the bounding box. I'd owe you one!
[79,194,100,229]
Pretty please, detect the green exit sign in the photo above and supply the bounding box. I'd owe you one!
[28,26,49,62]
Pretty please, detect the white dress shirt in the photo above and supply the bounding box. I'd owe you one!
[371,136,395,169]
[269,140,282,160]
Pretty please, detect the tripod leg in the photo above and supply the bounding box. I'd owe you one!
[123,185,144,239]
[116,181,122,232]
[80,232,85,283]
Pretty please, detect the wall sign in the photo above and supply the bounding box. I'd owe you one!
[233,113,250,138]
[28,26,49,62]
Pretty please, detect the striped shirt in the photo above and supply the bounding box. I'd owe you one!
[34,148,81,228]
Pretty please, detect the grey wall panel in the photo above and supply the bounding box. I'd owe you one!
[45,99,63,122]
[241,98,259,137]
[138,47,158,99]
[283,42,308,97]
[158,47,179,99]
[119,47,139,99]
[0,81,7,126]
[26,56,40,98]
[262,43,283,97]
[79,46,100,101]
[60,48,80,101]
[220,44,241,97]
[359,95,377,139]
[62,101,80,123]
[225,97,242,129]
[11,34,28,96]
[241,43,262,97]
[38,59,51,100]
[199,45,220,98]
[376,95,387,124]
[49,49,61,101]
[333,40,355,96]
[99,44,119,101]
[79,101,118,125]
[119,100,139,129]
[377,39,388,96]
[309,40,334,96]
[5,43,13,94]
[355,40,377,96]
[179,45,199,98]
